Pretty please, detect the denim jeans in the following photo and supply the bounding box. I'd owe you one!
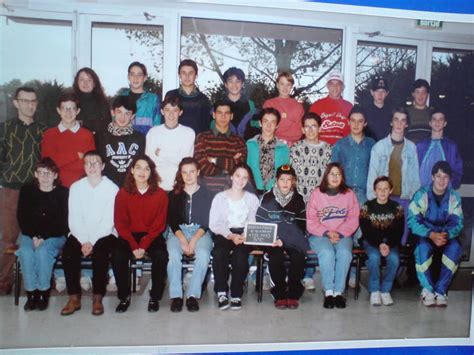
[309,235,353,293]
[16,234,66,291]
[167,224,212,299]
[362,240,400,293]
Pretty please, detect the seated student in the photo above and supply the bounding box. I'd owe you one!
[262,72,304,146]
[307,163,360,309]
[408,161,463,307]
[167,158,214,312]
[209,163,259,311]
[416,109,463,189]
[256,165,308,310]
[360,176,404,307]
[146,96,195,192]
[95,96,145,187]
[113,155,168,313]
[16,158,68,311]
[246,107,289,195]
[41,92,96,188]
[60,151,119,316]
[119,61,161,135]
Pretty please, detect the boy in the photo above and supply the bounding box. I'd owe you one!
[364,76,392,141]
[406,79,433,142]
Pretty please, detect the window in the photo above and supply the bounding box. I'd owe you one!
[180,17,342,106]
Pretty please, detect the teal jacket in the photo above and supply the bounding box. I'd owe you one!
[246,136,289,191]
[118,88,161,135]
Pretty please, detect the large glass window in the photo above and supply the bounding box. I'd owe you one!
[91,22,164,97]
[355,41,416,107]
[180,18,342,106]
[0,16,72,126]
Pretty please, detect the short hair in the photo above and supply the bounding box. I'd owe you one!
[128,61,147,76]
[302,112,321,127]
[276,164,296,179]
[57,92,80,109]
[34,157,60,187]
[411,79,430,93]
[213,99,233,113]
[373,176,393,190]
[319,162,350,194]
[223,67,245,82]
[258,107,281,125]
[112,96,137,113]
[391,106,410,125]
[432,160,452,177]
[348,105,367,121]
[276,71,295,85]
[178,59,198,75]
[161,96,183,111]
[15,87,36,99]
[430,108,447,122]
[83,150,104,164]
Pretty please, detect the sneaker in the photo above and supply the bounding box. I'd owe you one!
[80,276,92,292]
[287,299,299,310]
[421,288,436,307]
[370,291,382,306]
[435,293,448,307]
[106,276,117,292]
[230,298,242,310]
[380,292,394,306]
[170,297,183,312]
[218,294,230,310]
[55,277,66,293]
[334,295,346,309]
[186,297,199,312]
[148,298,159,312]
[274,299,287,310]
[302,277,315,291]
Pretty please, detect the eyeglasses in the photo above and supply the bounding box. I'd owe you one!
[304,125,318,130]
[16,99,38,105]
[36,171,54,177]
[84,162,102,168]
[329,172,342,177]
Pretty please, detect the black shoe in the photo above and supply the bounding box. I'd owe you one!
[186,297,199,312]
[323,295,335,309]
[24,291,37,311]
[218,294,230,310]
[230,298,242,310]
[36,290,49,311]
[334,295,346,309]
[148,298,159,312]
[170,297,183,312]
[115,298,130,313]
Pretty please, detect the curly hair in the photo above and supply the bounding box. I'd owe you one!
[122,155,161,194]
[73,67,108,104]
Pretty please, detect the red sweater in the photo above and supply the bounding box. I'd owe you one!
[41,127,95,187]
[114,187,168,251]
[263,97,304,146]
[309,96,352,145]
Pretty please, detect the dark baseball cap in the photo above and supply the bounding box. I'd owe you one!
[371,77,389,91]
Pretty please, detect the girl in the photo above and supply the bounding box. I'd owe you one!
[307,162,360,309]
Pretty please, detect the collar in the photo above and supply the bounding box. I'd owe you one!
[178,86,199,97]
[58,122,80,133]
[212,126,231,137]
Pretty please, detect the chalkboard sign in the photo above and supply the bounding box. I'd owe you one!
[244,222,278,246]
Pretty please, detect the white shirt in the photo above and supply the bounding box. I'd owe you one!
[68,176,119,245]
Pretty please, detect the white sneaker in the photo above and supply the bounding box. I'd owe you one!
[380,292,394,306]
[435,293,448,307]
[55,276,66,293]
[106,275,117,292]
[421,288,436,307]
[80,276,92,292]
[370,291,382,306]
[302,277,315,291]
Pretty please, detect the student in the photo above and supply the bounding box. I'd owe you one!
[60,151,119,316]
[0,87,46,294]
[73,67,112,135]
[405,79,432,142]
[256,165,308,309]
[119,61,161,135]
[364,76,392,141]
[416,109,463,189]
[16,158,68,311]
[307,163,360,309]
[310,71,352,145]
[146,96,195,191]
[367,107,420,245]
[113,155,168,313]
[95,95,145,187]
[194,100,247,193]
[262,71,304,146]
[360,176,404,306]
[165,59,212,135]
[246,107,289,194]
[41,92,96,188]
[209,163,259,310]
[408,161,463,307]
[167,158,214,312]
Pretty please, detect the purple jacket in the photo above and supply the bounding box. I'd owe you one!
[416,137,463,189]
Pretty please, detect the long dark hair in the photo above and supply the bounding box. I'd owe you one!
[73,67,108,104]
[172,157,200,195]
[319,162,350,194]
[123,155,161,194]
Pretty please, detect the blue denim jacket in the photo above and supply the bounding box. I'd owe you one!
[367,135,420,200]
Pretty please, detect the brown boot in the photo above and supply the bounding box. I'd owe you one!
[61,294,81,316]
[92,294,104,316]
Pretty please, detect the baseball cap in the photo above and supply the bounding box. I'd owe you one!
[326,71,344,84]
[371,77,389,91]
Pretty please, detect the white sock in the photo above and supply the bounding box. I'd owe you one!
[334,292,342,296]
[325,290,334,297]
[217,292,226,298]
